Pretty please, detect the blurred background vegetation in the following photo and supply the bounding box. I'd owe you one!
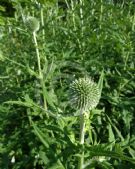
[0,0,135,169]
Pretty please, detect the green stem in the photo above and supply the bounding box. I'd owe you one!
[64,0,70,9]
[132,15,135,31]
[79,0,84,36]
[78,109,85,169]
[71,0,76,31]
[32,32,48,112]
[40,6,45,39]
[33,32,42,78]
[100,0,103,29]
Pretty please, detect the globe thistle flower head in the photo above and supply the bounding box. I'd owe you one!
[69,77,100,112]
[25,17,40,33]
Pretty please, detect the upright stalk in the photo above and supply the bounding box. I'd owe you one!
[64,0,70,9]
[32,32,48,112]
[69,77,100,169]
[71,0,76,31]
[100,0,103,29]
[132,14,135,31]
[33,32,42,78]
[79,0,84,36]
[78,109,85,169]
[40,6,45,39]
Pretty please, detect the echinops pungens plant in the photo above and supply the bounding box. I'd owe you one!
[69,77,100,169]
[25,16,47,111]
[1,1,135,168]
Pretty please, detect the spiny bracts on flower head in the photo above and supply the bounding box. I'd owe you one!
[69,77,100,112]
[25,17,40,33]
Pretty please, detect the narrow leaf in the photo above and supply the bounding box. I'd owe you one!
[97,69,104,97]
[31,120,49,148]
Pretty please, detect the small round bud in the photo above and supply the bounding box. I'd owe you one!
[69,77,100,111]
[25,17,40,32]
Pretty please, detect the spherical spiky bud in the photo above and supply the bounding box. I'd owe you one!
[25,17,40,32]
[69,77,100,112]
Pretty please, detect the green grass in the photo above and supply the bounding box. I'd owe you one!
[0,0,135,168]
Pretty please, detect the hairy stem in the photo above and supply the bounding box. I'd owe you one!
[78,109,85,169]
[71,0,76,31]
[79,0,84,36]
[33,32,47,112]
[33,32,42,78]
[40,6,45,39]
[100,0,103,29]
